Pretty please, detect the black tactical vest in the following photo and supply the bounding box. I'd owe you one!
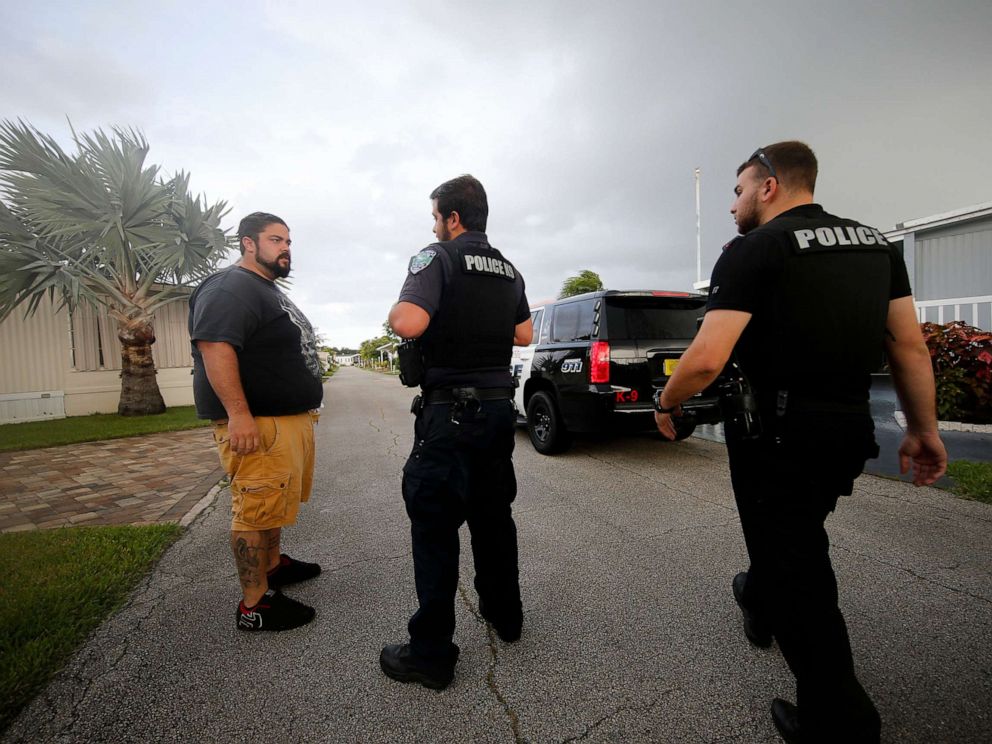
[758,209,893,404]
[420,237,519,371]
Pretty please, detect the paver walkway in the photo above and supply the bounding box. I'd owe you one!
[0,428,224,532]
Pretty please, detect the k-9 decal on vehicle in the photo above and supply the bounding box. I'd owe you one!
[614,389,639,403]
[511,289,722,455]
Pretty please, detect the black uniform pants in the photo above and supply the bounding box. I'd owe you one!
[727,426,881,744]
[401,397,521,662]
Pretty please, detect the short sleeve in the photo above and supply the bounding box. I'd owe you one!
[397,247,445,316]
[515,281,530,324]
[705,234,777,314]
[190,282,259,350]
[888,244,912,300]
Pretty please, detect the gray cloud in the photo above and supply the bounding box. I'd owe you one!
[2,0,990,346]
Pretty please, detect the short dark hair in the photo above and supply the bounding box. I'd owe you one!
[237,212,288,254]
[430,174,488,232]
[738,140,818,193]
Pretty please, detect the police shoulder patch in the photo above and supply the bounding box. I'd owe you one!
[408,249,437,274]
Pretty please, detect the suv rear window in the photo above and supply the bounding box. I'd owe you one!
[603,297,704,340]
[550,299,596,342]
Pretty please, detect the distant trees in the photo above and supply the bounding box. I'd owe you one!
[359,335,394,365]
[356,321,400,368]
[559,270,604,299]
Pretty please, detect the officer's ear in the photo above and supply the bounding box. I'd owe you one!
[759,176,778,202]
[447,210,462,230]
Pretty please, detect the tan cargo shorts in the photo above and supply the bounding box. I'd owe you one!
[212,411,319,531]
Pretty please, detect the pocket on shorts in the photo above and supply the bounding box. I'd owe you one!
[257,416,281,454]
[212,423,235,474]
[231,473,292,529]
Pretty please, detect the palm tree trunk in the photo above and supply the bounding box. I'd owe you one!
[117,318,166,416]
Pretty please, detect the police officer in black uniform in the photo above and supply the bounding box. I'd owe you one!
[380,174,533,690]
[654,142,947,743]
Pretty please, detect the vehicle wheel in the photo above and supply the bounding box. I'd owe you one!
[526,391,571,455]
[673,418,696,441]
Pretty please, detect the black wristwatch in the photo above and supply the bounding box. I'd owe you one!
[653,389,678,414]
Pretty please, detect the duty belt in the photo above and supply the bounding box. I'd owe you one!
[771,390,870,417]
[424,387,513,404]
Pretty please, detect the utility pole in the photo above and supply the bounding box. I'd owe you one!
[695,167,702,283]
[692,168,710,292]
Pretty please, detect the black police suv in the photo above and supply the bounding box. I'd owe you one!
[510,290,722,454]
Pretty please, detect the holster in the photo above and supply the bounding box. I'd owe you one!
[397,339,425,388]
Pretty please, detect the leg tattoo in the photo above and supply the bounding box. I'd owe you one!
[233,535,265,592]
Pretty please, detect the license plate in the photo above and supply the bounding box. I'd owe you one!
[664,358,679,376]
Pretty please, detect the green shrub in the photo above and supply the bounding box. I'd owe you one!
[920,321,992,423]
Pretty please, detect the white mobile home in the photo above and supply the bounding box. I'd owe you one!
[0,296,194,424]
[884,201,992,330]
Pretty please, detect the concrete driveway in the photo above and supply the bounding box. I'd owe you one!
[4,366,990,743]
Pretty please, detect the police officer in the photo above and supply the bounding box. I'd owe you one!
[380,174,533,690]
[654,142,947,743]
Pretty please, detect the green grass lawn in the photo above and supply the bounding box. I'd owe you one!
[0,524,182,732]
[0,406,209,453]
[947,460,992,504]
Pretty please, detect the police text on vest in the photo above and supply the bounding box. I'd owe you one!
[792,226,888,250]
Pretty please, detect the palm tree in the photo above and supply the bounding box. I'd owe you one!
[0,120,232,415]
[559,269,604,298]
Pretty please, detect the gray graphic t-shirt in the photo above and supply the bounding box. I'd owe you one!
[188,266,324,419]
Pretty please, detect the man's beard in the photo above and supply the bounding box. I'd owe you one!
[258,254,291,278]
[736,214,758,235]
[735,197,760,235]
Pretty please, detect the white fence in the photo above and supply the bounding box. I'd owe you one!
[916,295,992,330]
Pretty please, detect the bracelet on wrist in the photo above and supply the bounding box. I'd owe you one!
[652,390,678,414]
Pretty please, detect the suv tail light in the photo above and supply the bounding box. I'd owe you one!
[589,341,610,383]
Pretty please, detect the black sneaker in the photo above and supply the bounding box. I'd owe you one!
[479,597,522,643]
[267,553,321,588]
[733,572,773,648]
[236,589,315,631]
[379,643,458,690]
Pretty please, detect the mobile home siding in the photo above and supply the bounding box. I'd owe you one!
[0,295,196,421]
[914,220,992,303]
[0,301,69,393]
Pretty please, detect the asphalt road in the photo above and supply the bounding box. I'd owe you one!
[6,366,991,743]
[863,374,992,482]
[695,374,992,486]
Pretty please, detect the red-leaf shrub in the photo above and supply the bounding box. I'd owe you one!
[920,321,992,423]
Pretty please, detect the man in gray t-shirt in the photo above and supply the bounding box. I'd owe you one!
[189,212,324,632]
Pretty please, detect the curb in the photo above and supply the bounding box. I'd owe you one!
[894,411,992,434]
[179,478,225,527]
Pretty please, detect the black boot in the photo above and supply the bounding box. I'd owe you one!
[733,572,773,648]
[379,643,458,690]
[479,597,522,643]
[771,699,801,743]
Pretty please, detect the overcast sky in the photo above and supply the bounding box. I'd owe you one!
[3,0,990,348]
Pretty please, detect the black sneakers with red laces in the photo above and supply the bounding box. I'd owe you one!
[266,553,322,589]
[236,589,315,631]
